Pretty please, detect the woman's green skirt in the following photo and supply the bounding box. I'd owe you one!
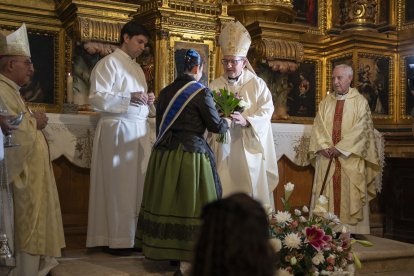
[135,145,218,261]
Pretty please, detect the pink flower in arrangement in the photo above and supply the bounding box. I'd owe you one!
[339,232,352,250]
[305,226,332,251]
[290,220,298,229]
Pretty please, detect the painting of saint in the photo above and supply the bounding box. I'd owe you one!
[287,61,316,117]
[406,0,414,22]
[72,42,117,106]
[357,56,389,115]
[405,56,414,116]
[20,33,55,104]
[292,0,318,26]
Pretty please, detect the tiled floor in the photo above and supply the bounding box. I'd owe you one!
[51,248,177,276]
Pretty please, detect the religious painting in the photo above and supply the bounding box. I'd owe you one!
[255,59,320,122]
[0,25,63,112]
[72,41,117,106]
[20,32,56,104]
[404,56,414,117]
[406,0,414,22]
[286,60,317,117]
[174,41,209,86]
[292,0,318,26]
[356,54,391,116]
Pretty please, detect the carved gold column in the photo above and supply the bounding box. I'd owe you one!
[341,0,378,31]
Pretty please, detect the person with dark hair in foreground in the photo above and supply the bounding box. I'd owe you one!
[136,49,230,275]
[191,193,275,276]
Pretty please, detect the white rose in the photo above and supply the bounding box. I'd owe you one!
[313,205,327,215]
[318,195,328,205]
[276,268,294,276]
[290,256,297,265]
[312,252,325,265]
[284,182,295,200]
[269,238,282,252]
[238,99,250,108]
[263,203,273,216]
[312,256,321,265]
[294,209,301,216]
[302,206,309,213]
[284,182,295,192]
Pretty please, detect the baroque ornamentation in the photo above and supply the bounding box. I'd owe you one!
[256,38,304,63]
[341,0,378,29]
[226,0,295,25]
[74,17,123,43]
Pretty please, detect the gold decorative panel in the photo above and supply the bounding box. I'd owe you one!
[74,17,123,43]
[256,38,304,62]
[227,0,296,26]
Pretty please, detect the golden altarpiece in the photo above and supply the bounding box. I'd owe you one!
[1,0,414,247]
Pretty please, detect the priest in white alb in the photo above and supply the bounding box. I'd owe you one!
[208,21,279,205]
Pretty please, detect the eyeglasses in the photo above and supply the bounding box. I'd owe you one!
[11,59,33,67]
[221,59,243,65]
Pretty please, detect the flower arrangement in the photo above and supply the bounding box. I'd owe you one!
[266,182,373,276]
[212,88,249,143]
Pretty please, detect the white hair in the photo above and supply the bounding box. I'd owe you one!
[334,64,353,78]
[0,56,12,72]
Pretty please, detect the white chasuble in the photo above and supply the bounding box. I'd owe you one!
[208,69,279,205]
[87,49,152,248]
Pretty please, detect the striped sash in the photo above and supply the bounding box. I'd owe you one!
[154,81,205,147]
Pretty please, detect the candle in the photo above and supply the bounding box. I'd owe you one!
[67,73,73,103]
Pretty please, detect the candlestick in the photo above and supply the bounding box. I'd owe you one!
[67,73,73,103]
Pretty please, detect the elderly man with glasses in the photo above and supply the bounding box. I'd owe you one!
[0,23,65,275]
[208,21,279,206]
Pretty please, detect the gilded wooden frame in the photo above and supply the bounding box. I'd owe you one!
[293,0,327,35]
[356,52,393,120]
[400,55,414,120]
[173,41,209,86]
[0,24,64,112]
[397,0,414,30]
[168,35,215,87]
[327,51,394,122]
[286,59,322,121]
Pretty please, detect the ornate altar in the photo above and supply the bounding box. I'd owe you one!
[1,0,414,247]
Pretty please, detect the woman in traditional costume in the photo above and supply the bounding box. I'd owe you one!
[136,49,230,274]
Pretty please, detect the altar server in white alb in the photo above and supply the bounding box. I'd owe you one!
[87,20,154,255]
[208,21,279,205]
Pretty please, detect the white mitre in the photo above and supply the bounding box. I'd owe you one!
[0,23,31,57]
[219,21,251,57]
